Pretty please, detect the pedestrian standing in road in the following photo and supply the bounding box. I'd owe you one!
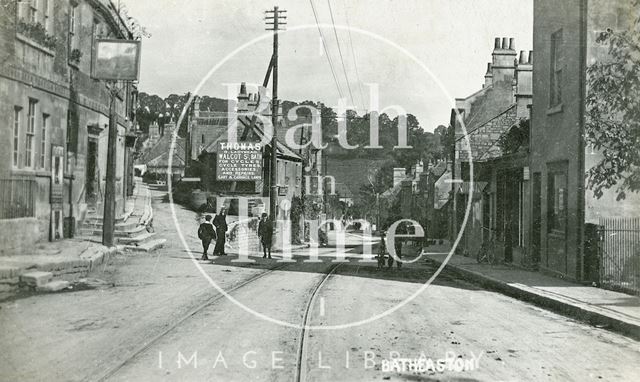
[376,234,387,270]
[258,213,273,259]
[213,207,228,256]
[198,215,217,261]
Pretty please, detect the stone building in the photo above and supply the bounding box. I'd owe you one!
[0,0,137,254]
[532,0,640,285]
[188,83,304,220]
[445,37,533,265]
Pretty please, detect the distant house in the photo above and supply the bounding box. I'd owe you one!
[445,37,533,263]
[532,0,640,287]
[136,129,186,179]
[187,83,303,220]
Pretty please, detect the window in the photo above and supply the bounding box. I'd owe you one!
[69,4,76,34]
[547,170,567,233]
[41,0,50,32]
[40,113,49,169]
[28,0,38,23]
[13,107,22,168]
[25,99,37,168]
[550,29,563,107]
[69,3,78,51]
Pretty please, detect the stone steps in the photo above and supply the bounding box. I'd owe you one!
[117,231,157,246]
[78,224,147,239]
[124,238,166,252]
[81,220,140,232]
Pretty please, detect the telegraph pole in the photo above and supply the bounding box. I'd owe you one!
[102,83,119,247]
[265,6,286,219]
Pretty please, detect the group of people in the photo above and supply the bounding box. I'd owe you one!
[376,234,403,270]
[197,207,228,261]
[198,209,275,260]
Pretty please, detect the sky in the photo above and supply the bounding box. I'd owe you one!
[121,0,533,132]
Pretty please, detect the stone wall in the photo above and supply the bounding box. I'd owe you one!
[0,218,39,256]
[226,217,260,253]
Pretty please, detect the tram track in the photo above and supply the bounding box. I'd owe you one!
[294,262,343,382]
[95,256,347,382]
[94,261,291,382]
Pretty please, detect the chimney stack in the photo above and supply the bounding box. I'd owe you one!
[515,49,533,118]
[194,96,201,118]
[237,82,250,113]
[491,37,517,85]
[484,62,493,87]
[519,50,527,64]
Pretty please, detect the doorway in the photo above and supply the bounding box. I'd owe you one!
[86,138,98,205]
[532,172,542,266]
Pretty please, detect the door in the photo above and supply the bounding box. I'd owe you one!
[532,172,542,266]
[86,139,98,204]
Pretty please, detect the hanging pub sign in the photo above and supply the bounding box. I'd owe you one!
[92,39,141,81]
[216,141,263,181]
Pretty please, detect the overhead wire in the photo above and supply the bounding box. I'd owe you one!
[309,0,344,100]
[342,0,366,111]
[326,0,356,108]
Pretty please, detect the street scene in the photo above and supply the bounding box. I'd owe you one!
[1,0,640,381]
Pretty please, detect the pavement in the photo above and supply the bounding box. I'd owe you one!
[2,189,640,381]
[0,180,153,300]
[423,246,640,340]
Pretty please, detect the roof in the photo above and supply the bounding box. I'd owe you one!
[199,114,302,162]
[429,161,447,177]
[454,80,519,162]
[138,133,186,168]
[433,170,452,210]
[456,104,517,162]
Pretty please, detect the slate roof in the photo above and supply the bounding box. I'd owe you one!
[138,133,186,169]
[456,104,517,162]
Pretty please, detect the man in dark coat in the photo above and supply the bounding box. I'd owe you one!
[213,207,228,256]
[258,213,273,259]
[198,215,217,261]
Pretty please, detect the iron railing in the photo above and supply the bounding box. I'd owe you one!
[0,178,36,219]
[598,217,640,295]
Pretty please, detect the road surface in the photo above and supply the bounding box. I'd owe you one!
[1,187,639,381]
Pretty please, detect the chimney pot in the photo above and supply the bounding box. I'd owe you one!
[486,62,492,74]
[239,82,247,96]
[509,38,515,50]
[528,50,533,64]
[494,37,501,49]
[502,37,508,49]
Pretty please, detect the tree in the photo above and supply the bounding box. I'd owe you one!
[585,10,640,200]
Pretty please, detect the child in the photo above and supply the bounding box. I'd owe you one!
[198,215,217,261]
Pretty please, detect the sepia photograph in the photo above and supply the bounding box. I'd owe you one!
[0,0,639,381]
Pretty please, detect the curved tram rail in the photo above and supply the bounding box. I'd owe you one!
[294,263,343,382]
[95,260,345,382]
